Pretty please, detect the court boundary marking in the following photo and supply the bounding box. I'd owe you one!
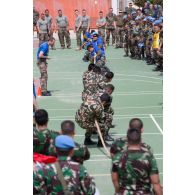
[149,114,163,135]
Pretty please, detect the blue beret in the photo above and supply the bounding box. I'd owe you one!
[153,20,162,25]
[55,135,75,150]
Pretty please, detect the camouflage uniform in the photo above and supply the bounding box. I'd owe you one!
[49,156,96,195]
[115,14,125,48]
[123,18,132,56]
[37,18,49,46]
[106,13,117,45]
[104,95,114,129]
[33,127,59,155]
[56,15,71,48]
[96,17,106,44]
[75,97,107,139]
[145,25,153,63]
[110,137,152,157]
[111,147,159,194]
[33,161,64,195]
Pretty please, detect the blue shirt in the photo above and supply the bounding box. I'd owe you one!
[37,42,49,59]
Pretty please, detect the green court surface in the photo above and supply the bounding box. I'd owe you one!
[33,39,163,195]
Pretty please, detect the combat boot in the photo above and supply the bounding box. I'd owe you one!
[97,137,110,147]
[84,132,97,145]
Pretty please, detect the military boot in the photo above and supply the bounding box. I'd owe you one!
[84,132,96,145]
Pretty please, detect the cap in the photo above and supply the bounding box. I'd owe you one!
[86,43,93,49]
[55,135,75,150]
[153,20,162,25]
[92,32,98,36]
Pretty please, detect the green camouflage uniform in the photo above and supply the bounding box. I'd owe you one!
[75,97,107,138]
[115,14,125,48]
[33,10,39,26]
[106,13,117,45]
[123,18,132,56]
[33,128,90,164]
[33,127,59,155]
[33,161,64,195]
[111,146,159,194]
[110,137,152,157]
[49,156,96,195]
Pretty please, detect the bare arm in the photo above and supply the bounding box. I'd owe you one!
[150,174,163,195]
[111,172,120,193]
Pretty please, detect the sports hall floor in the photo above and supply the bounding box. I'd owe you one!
[33,37,163,195]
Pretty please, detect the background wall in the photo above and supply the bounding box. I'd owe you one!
[33,0,112,29]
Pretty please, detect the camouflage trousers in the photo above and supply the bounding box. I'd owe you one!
[115,27,125,48]
[98,28,106,44]
[75,111,106,138]
[75,28,82,47]
[124,34,131,55]
[58,27,71,47]
[106,28,116,45]
[105,107,114,128]
[39,33,49,46]
[37,61,48,93]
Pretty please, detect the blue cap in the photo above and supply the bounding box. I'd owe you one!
[149,17,155,22]
[159,16,163,21]
[92,32,98,36]
[153,20,162,25]
[131,11,136,15]
[55,135,75,150]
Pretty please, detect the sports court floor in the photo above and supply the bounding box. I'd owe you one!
[33,37,163,195]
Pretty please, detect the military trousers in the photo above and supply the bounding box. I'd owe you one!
[58,27,71,48]
[98,28,106,44]
[75,27,82,47]
[106,28,116,45]
[115,27,125,47]
[37,61,48,93]
[39,33,49,46]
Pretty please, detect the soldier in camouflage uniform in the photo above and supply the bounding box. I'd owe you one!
[33,147,64,195]
[33,109,59,155]
[37,13,49,46]
[58,120,90,165]
[115,11,125,48]
[106,8,116,46]
[37,38,55,96]
[75,93,111,147]
[51,135,96,195]
[110,118,153,158]
[111,128,162,195]
[56,10,71,49]
[96,11,106,44]
[81,9,90,37]
[33,6,39,37]
[123,13,132,57]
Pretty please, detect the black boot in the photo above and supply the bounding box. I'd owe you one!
[97,136,110,147]
[84,132,96,145]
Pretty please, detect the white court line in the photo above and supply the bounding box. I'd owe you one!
[115,74,162,80]
[46,105,162,111]
[90,172,163,177]
[149,114,163,135]
[75,133,161,137]
[43,77,161,84]
[49,116,163,121]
